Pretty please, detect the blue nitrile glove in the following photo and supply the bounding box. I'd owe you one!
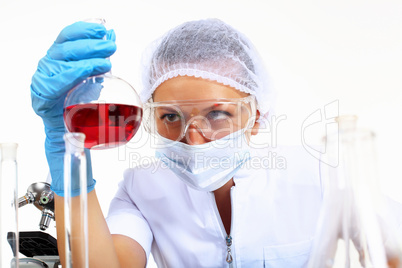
[31,21,117,196]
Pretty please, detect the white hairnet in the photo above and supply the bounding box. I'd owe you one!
[140,18,275,119]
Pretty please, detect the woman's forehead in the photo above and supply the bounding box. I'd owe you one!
[153,76,249,102]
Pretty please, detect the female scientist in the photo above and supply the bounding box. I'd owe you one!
[31,19,324,267]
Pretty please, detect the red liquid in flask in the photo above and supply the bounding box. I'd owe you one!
[64,103,142,149]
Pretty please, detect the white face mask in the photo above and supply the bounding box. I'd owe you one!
[155,130,251,191]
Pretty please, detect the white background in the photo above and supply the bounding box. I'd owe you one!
[0,0,401,266]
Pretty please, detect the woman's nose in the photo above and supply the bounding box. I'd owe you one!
[181,123,209,145]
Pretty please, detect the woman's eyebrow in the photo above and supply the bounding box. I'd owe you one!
[156,103,233,116]
[201,102,237,113]
[201,103,226,112]
[156,107,179,113]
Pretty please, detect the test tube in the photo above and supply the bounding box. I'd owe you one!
[0,143,19,268]
[63,133,88,268]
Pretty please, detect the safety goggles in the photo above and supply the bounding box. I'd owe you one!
[143,95,257,141]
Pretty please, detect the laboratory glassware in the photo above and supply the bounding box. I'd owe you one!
[308,115,402,268]
[63,19,143,150]
[0,143,19,268]
[63,133,88,268]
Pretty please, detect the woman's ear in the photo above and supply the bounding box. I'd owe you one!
[251,110,261,136]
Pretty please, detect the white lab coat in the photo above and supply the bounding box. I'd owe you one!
[106,146,324,267]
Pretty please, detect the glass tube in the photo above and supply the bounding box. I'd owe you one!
[0,143,19,268]
[63,133,88,268]
[308,116,402,267]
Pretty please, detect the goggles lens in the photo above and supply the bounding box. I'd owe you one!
[144,96,256,141]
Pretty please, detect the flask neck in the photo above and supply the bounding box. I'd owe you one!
[336,115,358,132]
[64,133,86,154]
[324,115,378,191]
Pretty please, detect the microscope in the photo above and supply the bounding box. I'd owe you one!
[14,182,60,267]
[19,182,55,231]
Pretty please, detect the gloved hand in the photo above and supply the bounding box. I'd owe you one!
[31,21,117,196]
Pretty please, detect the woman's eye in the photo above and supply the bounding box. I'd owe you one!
[207,110,231,121]
[161,113,181,123]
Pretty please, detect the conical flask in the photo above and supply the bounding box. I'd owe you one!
[63,133,88,268]
[0,143,19,268]
[308,115,402,268]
